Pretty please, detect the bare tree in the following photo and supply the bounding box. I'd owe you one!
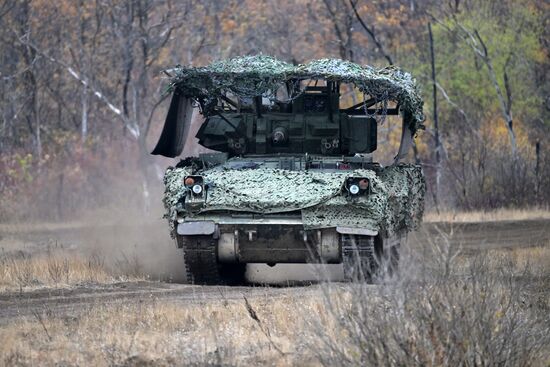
[9,1,42,160]
[432,13,518,159]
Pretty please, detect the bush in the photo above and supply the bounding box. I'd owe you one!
[307,233,550,366]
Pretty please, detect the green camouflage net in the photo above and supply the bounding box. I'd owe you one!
[162,163,425,237]
[167,55,425,132]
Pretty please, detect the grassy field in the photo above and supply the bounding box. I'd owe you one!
[0,249,145,292]
[0,294,318,365]
[0,233,549,365]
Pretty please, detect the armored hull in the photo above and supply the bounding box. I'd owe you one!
[162,155,424,284]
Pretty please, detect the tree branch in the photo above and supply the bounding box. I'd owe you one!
[0,0,15,20]
[349,0,393,65]
[16,30,140,139]
[321,0,347,59]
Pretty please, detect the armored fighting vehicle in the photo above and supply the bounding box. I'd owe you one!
[152,56,425,284]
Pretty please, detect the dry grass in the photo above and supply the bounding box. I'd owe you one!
[0,250,143,292]
[305,240,550,367]
[0,294,322,366]
[486,245,550,273]
[0,220,549,366]
[424,207,550,223]
[0,243,549,366]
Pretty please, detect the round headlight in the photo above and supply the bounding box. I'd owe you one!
[192,184,203,194]
[349,184,360,195]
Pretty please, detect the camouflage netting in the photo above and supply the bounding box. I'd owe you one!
[163,163,425,236]
[302,164,425,234]
[167,55,425,132]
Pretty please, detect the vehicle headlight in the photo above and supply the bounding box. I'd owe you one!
[184,175,205,197]
[183,175,206,212]
[345,177,370,196]
[192,184,203,194]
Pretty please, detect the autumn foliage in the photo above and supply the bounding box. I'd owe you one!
[0,0,548,221]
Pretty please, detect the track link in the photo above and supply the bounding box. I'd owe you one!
[179,235,246,285]
[342,234,402,282]
[342,234,379,282]
[181,235,222,284]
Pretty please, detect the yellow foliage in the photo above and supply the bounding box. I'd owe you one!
[479,116,534,158]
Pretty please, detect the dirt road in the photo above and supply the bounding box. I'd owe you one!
[0,281,323,324]
[411,218,550,251]
[0,218,548,323]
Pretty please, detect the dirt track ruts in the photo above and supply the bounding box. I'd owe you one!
[412,218,550,251]
[0,281,323,324]
[0,219,548,322]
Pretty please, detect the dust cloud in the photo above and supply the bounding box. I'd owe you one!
[1,110,341,285]
[0,161,187,283]
[76,210,187,282]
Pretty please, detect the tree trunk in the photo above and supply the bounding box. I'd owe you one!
[535,141,540,204]
[473,30,518,159]
[34,87,42,162]
[138,132,155,214]
[429,22,441,212]
[81,84,88,142]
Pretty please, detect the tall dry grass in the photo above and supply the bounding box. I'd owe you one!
[305,233,550,366]
[0,249,144,292]
[0,231,549,366]
[0,293,321,365]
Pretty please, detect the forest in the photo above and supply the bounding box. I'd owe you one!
[1,0,548,220]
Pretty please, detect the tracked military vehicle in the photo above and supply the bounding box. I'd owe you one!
[152,56,425,284]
